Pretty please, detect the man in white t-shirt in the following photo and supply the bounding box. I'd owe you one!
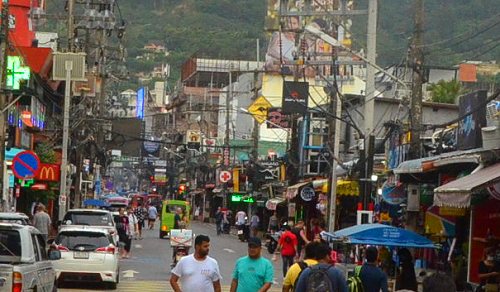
[170,234,222,292]
[235,210,246,226]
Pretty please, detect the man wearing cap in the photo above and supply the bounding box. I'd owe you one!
[230,237,274,292]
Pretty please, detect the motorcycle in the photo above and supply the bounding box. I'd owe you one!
[237,217,250,242]
[170,229,193,268]
[265,232,280,254]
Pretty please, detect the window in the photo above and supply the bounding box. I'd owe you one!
[63,212,113,226]
[55,232,110,251]
[36,235,48,260]
[31,235,41,261]
[0,230,21,256]
[165,204,186,213]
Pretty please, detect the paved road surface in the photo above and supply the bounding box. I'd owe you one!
[59,220,284,291]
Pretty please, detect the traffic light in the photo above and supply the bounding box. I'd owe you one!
[178,184,186,195]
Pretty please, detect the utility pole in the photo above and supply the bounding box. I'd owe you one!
[223,70,232,208]
[407,0,424,232]
[409,0,424,160]
[0,0,9,211]
[59,60,73,220]
[327,87,342,232]
[67,0,74,51]
[361,0,378,210]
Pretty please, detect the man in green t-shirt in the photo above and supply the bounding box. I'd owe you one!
[230,237,274,292]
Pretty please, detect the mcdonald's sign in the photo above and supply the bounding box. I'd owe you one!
[35,163,60,182]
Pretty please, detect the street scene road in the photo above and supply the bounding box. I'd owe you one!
[58,221,283,291]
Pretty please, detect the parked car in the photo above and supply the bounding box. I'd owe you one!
[0,223,60,292]
[62,209,118,244]
[0,212,30,225]
[52,225,119,289]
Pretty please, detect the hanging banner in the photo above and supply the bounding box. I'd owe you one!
[457,90,487,150]
[282,81,309,114]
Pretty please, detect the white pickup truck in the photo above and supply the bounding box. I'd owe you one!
[0,223,60,292]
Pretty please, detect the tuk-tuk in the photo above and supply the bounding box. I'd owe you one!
[159,200,190,239]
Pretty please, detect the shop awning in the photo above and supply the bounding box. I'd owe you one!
[322,223,436,248]
[265,197,286,210]
[393,148,490,174]
[317,180,360,197]
[434,163,500,208]
[285,181,311,199]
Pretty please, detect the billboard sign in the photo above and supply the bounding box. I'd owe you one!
[457,90,487,150]
[264,0,342,77]
[282,81,309,114]
[136,87,145,119]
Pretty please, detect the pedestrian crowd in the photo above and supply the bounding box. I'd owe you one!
[168,216,460,292]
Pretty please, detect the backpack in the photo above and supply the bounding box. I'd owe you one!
[306,265,334,292]
[347,266,364,292]
[292,261,309,291]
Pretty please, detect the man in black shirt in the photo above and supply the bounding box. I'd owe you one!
[359,246,389,292]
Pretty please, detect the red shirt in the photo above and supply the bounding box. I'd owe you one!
[279,231,298,256]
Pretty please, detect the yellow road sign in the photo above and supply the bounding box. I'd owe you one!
[248,96,272,124]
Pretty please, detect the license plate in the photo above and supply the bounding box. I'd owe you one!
[237,230,243,235]
[73,251,89,259]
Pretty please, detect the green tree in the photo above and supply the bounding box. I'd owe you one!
[35,142,57,164]
[428,80,464,104]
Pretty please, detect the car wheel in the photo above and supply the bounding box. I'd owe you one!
[107,281,117,290]
[159,231,164,239]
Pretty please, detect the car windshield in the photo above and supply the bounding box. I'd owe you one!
[56,231,110,251]
[0,218,28,225]
[64,212,113,226]
[0,230,22,257]
[165,204,186,213]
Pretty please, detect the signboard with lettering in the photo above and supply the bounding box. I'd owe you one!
[300,187,315,202]
[267,107,291,128]
[282,81,308,114]
[35,163,61,182]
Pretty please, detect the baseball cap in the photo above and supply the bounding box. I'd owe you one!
[247,237,262,247]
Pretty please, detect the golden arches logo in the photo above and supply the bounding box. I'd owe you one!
[38,165,58,181]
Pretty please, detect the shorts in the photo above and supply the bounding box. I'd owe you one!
[148,218,156,223]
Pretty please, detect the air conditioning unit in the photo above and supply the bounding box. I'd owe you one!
[407,184,420,211]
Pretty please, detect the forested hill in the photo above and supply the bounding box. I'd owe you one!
[119,0,499,81]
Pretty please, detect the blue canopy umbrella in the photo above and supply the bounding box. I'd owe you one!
[322,223,436,249]
[83,199,109,207]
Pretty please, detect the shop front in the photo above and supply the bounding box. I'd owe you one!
[434,162,500,286]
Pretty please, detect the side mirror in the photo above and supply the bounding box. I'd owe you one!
[48,250,61,260]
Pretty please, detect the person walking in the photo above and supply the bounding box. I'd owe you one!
[147,204,158,229]
[277,225,298,277]
[359,246,389,292]
[230,237,274,292]
[282,241,319,292]
[127,206,138,241]
[174,208,183,229]
[250,212,260,237]
[170,234,222,292]
[215,207,223,235]
[395,248,417,291]
[295,242,348,292]
[291,220,309,260]
[134,203,147,239]
[268,211,279,234]
[114,207,131,258]
[32,204,51,242]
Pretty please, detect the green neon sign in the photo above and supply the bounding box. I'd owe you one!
[21,179,34,187]
[7,56,30,90]
[231,194,255,203]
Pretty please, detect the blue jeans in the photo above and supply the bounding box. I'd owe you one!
[216,221,223,235]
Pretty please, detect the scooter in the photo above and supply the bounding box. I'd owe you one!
[237,217,250,242]
[265,232,280,254]
[171,245,190,268]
